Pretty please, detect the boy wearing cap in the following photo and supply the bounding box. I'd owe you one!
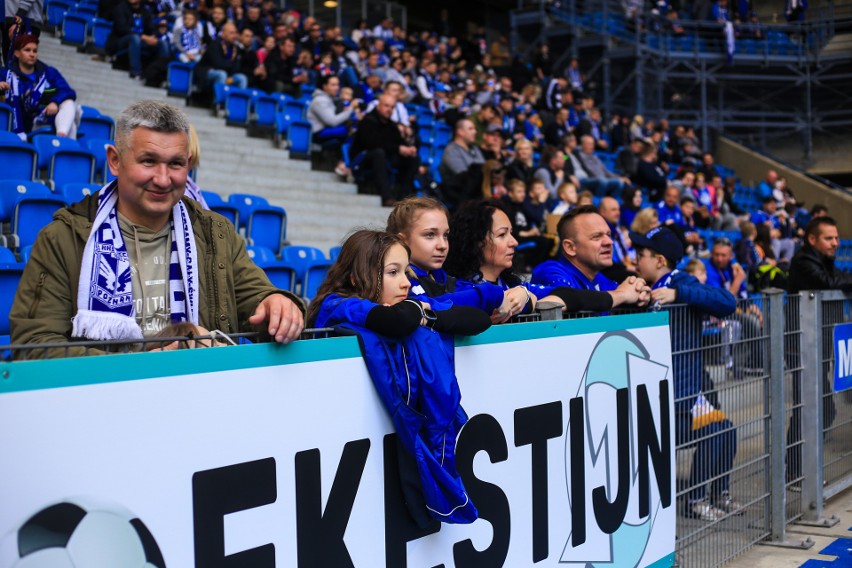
[632,227,741,522]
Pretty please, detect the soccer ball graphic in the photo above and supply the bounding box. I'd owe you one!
[1,500,166,568]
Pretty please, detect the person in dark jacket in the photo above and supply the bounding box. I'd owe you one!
[632,140,669,203]
[106,0,163,78]
[0,33,79,137]
[785,216,851,484]
[196,21,247,91]
[263,35,308,97]
[350,93,418,206]
[633,226,740,522]
[787,216,852,293]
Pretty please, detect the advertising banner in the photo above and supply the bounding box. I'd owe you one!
[0,313,675,568]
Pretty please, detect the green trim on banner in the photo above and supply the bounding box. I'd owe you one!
[0,336,363,394]
[0,312,668,394]
[646,552,676,568]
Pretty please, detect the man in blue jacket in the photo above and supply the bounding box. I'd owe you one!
[633,227,741,521]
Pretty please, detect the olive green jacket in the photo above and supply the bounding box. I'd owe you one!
[10,195,303,358]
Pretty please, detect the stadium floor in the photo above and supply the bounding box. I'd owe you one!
[722,486,852,568]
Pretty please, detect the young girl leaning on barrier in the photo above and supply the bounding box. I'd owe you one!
[305,229,490,526]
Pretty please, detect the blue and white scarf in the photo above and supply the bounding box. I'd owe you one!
[4,64,48,134]
[72,181,198,340]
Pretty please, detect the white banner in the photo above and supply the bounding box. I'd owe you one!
[0,314,675,568]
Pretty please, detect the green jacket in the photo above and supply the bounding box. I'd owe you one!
[10,195,303,358]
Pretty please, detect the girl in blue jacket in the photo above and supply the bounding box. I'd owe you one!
[0,34,80,138]
[306,229,490,526]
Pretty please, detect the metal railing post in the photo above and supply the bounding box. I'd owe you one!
[761,290,814,548]
[797,291,837,527]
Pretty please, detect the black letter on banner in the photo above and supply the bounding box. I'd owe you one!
[192,457,277,568]
[592,387,630,534]
[453,414,510,568]
[569,396,586,547]
[383,434,442,568]
[514,402,563,562]
[637,381,672,518]
[295,440,370,568]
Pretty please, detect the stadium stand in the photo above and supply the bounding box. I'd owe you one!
[34,33,388,254]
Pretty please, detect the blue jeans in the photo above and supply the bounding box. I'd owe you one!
[113,34,160,75]
[677,412,737,502]
[206,69,248,90]
[580,178,625,198]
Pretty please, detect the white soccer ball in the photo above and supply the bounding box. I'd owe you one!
[3,500,166,568]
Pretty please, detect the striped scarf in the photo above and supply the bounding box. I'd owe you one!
[72,181,198,340]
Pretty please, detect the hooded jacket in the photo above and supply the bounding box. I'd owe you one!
[306,87,353,133]
[314,295,487,525]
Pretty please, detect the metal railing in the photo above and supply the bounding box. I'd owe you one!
[2,289,850,567]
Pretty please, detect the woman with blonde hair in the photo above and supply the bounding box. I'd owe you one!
[506,137,535,184]
[630,207,660,235]
[183,124,210,209]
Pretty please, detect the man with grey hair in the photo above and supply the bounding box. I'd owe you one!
[11,100,304,357]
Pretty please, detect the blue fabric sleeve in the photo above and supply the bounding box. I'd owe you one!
[45,66,77,104]
[671,272,737,318]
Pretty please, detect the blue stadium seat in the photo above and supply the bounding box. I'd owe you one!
[80,105,102,118]
[0,247,15,263]
[329,245,341,260]
[90,18,112,52]
[0,180,53,225]
[287,120,312,159]
[0,180,65,248]
[167,61,195,99]
[0,264,25,336]
[281,245,325,287]
[74,4,98,18]
[78,115,115,141]
[417,110,435,130]
[0,131,23,144]
[46,0,74,28]
[283,100,306,121]
[0,103,12,131]
[0,142,38,182]
[245,245,277,265]
[83,138,114,183]
[33,136,96,188]
[224,88,255,125]
[260,262,296,292]
[213,82,236,112]
[247,205,287,255]
[432,123,452,148]
[19,244,33,263]
[59,182,100,204]
[34,135,79,171]
[302,259,333,301]
[227,193,269,231]
[205,197,240,227]
[61,13,89,48]
[252,93,280,129]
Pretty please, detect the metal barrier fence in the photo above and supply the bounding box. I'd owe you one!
[2,290,851,567]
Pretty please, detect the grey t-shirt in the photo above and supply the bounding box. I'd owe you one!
[118,213,172,337]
